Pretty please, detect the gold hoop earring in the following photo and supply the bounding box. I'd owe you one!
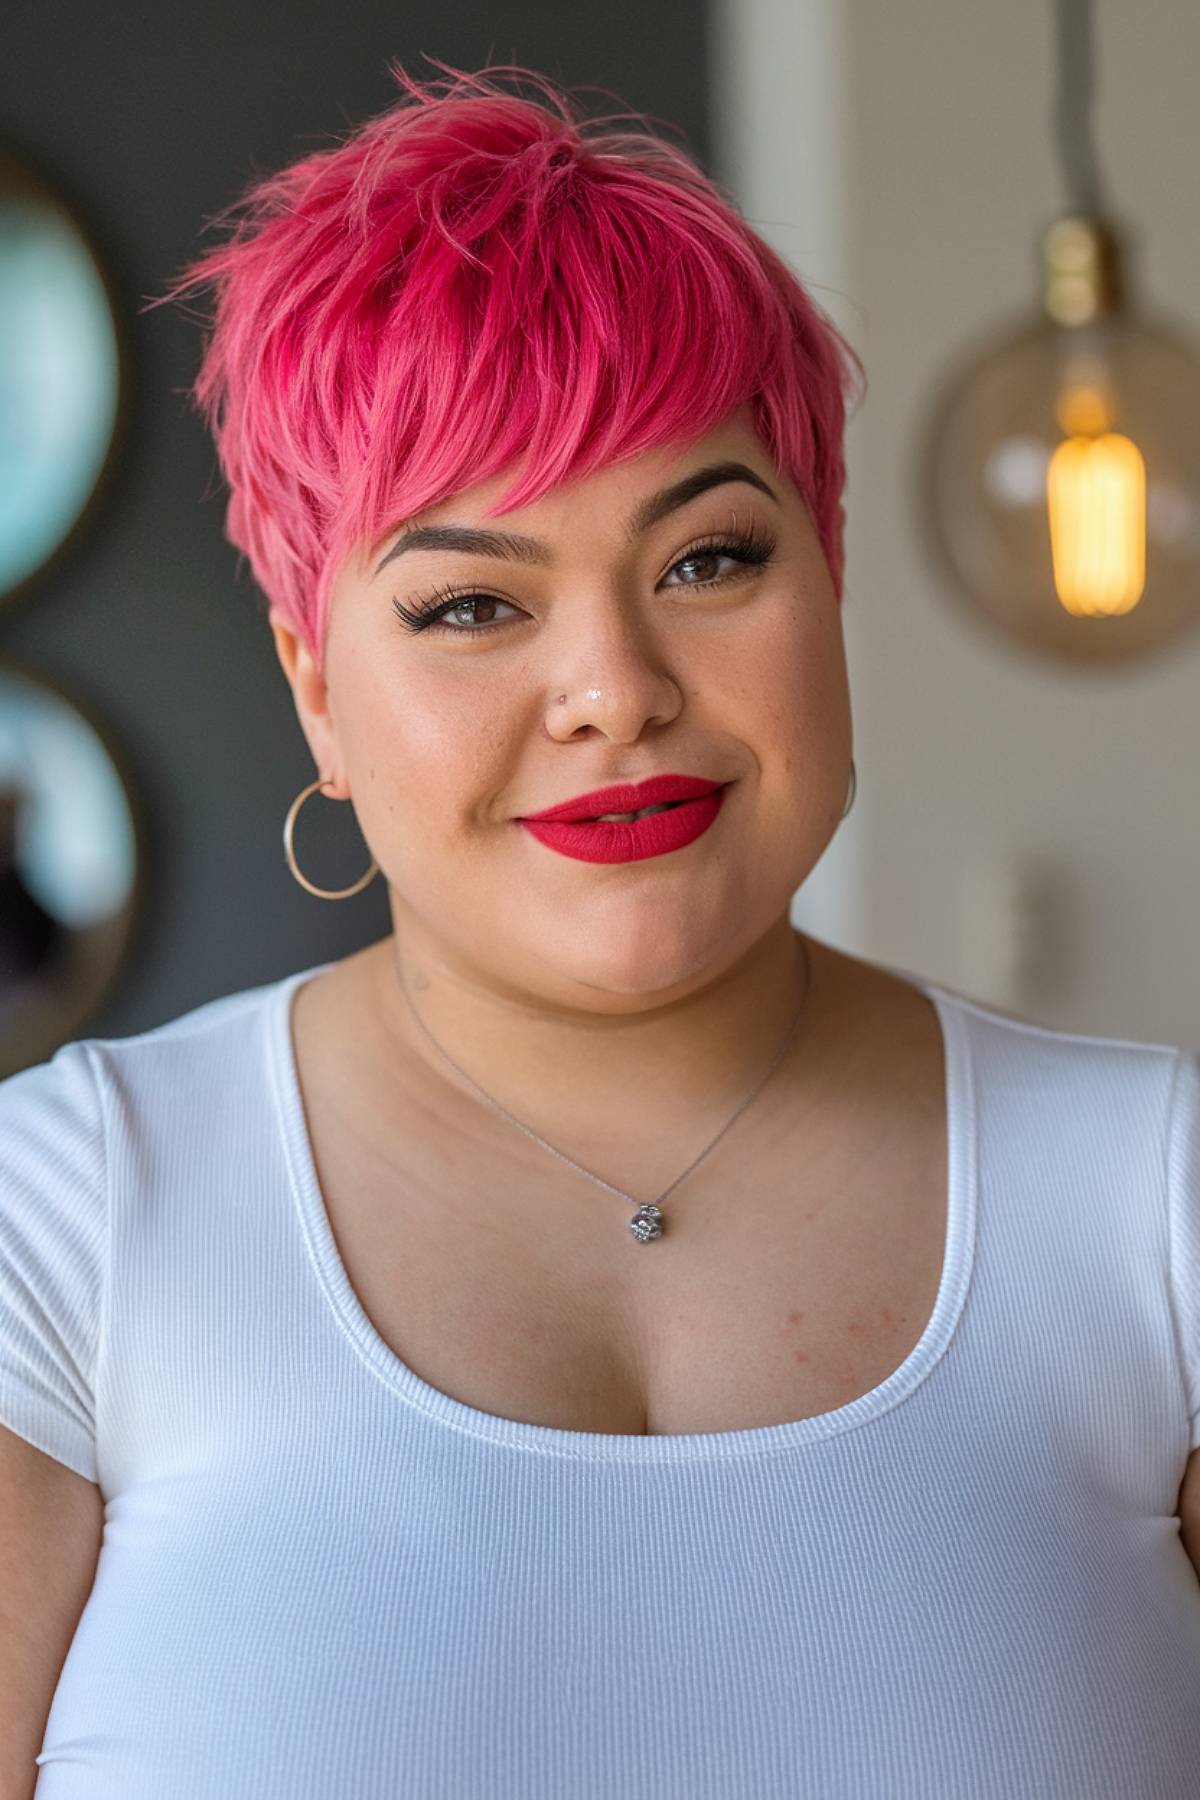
[841,757,857,820]
[282,777,379,900]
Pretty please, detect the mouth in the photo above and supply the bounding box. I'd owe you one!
[517,784,730,864]
[585,799,692,823]
[520,778,730,824]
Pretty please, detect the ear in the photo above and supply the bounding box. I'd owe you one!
[269,612,348,801]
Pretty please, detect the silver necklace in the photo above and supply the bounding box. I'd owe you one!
[393,937,813,1243]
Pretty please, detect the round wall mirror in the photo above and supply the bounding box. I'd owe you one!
[0,150,124,603]
[0,658,143,1077]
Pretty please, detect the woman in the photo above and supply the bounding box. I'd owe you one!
[3,57,1199,1800]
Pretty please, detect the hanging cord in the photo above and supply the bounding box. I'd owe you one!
[1053,0,1109,215]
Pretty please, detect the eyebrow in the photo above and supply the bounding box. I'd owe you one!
[370,460,780,579]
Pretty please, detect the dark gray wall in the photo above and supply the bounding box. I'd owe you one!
[4,3,711,1038]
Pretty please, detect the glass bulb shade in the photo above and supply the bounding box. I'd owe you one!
[916,310,1200,666]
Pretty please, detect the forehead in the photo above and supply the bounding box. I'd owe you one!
[411,402,771,529]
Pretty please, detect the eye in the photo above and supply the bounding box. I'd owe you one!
[391,585,521,637]
[391,523,777,638]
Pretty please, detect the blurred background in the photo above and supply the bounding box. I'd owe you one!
[3,0,1198,1074]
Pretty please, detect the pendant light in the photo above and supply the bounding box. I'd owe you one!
[916,0,1200,667]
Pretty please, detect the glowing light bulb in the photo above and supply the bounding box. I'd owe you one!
[917,216,1200,666]
[1047,422,1145,619]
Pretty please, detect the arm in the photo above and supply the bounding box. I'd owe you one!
[0,1424,103,1800]
[0,1040,109,1798]
[1178,1444,1200,1585]
[1168,1050,1200,1583]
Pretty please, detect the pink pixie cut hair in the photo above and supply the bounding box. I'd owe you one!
[160,57,866,673]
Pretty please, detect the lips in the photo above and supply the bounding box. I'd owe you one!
[591,798,687,823]
[521,773,726,824]
[518,784,729,865]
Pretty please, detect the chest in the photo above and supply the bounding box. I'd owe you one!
[299,1080,950,1438]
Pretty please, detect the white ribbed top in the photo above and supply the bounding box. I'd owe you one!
[3,958,1200,1797]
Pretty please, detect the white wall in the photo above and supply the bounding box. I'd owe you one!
[710,0,1200,1045]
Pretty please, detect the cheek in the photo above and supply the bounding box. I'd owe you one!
[344,668,513,824]
[715,598,847,748]
[323,611,513,849]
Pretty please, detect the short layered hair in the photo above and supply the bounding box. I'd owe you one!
[159,57,866,670]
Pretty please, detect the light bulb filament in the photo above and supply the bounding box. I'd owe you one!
[1046,429,1146,617]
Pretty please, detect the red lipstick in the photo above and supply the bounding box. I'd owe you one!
[518,774,730,865]
[521,773,724,822]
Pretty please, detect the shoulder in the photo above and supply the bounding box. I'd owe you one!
[0,961,330,1480]
[78,962,300,1065]
[0,1039,109,1480]
[819,938,1183,1099]
[861,946,1185,1077]
[822,943,1186,1178]
[49,959,337,1123]
[929,974,1185,1122]
[0,961,322,1270]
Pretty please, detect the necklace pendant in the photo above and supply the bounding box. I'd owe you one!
[629,1204,663,1243]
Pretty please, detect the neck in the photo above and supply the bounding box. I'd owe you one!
[363,915,822,1178]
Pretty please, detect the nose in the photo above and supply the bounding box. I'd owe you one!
[546,671,683,743]
[542,601,684,743]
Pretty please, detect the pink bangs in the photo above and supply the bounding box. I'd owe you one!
[154,56,865,668]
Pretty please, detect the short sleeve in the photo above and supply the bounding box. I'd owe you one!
[1166,1048,1200,1454]
[0,1038,108,1482]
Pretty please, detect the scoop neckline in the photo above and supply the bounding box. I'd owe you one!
[267,953,978,1462]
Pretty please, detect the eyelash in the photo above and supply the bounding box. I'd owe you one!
[390,525,778,638]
